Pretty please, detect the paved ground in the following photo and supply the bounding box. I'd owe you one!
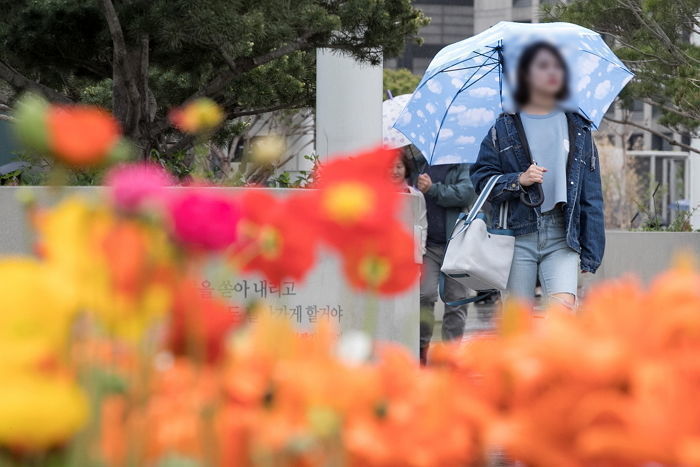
[432,300,499,342]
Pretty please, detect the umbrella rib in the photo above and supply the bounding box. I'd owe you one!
[578,49,634,75]
[458,63,500,92]
[427,53,500,165]
[421,43,500,87]
[441,61,499,73]
[472,47,500,60]
[576,107,597,128]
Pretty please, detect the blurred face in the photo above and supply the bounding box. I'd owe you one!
[391,158,407,185]
[526,48,565,99]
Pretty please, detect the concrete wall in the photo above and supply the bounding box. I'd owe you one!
[584,231,700,286]
[0,187,421,354]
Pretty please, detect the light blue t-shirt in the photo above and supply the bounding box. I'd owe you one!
[520,111,569,213]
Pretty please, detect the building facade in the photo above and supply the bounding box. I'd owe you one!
[387,0,552,75]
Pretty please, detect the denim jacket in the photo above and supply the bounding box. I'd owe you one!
[469,112,605,273]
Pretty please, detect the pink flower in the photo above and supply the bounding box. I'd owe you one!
[106,163,174,212]
[168,190,241,251]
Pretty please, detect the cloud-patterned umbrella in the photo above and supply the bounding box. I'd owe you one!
[382,93,412,149]
[393,21,634,165]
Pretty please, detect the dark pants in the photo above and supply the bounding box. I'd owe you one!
[419,243,468,353]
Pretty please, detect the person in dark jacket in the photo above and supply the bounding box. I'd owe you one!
[413,158,476,364]
[470,42,605,309]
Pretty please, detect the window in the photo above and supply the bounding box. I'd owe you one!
[627,133,644,150]
[512,0,532,6]
[651,133,674,151]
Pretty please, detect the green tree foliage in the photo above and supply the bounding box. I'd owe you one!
[383,68,421,97]
[544,0,700,153]
[0,0,427,157]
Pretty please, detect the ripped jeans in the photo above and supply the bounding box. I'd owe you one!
[504,209,580,303]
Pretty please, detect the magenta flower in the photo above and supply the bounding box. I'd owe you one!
[168,190,241,251]
[106,163,174,212]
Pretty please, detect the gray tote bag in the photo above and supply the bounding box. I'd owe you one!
[441,175,515,293]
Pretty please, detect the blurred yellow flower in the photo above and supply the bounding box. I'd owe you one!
[0,373,88,450]
[169,98,224,134]
[0,258,76,368]
[37,197,174,340]
[250,135,286,165]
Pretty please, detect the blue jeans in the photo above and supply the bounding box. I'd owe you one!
[505,209,580,301]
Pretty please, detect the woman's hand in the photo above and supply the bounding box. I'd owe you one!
[519,164,547,187]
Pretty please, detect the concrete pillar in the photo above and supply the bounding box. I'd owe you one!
[689,139,700,228]
[315,49,383,161]
[689,31,700,228]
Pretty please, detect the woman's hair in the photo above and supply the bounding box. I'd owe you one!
[400,148,415,181]
[513,41,570,106]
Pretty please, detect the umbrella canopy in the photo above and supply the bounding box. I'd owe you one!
[382,93,412,149]
[393,21,634,165]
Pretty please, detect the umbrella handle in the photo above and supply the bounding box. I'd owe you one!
[520,183,544,208]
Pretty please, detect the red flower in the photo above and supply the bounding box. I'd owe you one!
[167,279,243,364]
[339,221,420,295]
[168,190,241,251]
[306,146,401,248]
[231,190,317,285]
[47,105,120,167]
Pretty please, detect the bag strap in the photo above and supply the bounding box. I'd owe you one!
[439,273,499,306]
[466,174,502,224]
[512,113,544,208]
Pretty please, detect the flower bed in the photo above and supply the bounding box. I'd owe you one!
[1,95,700,466]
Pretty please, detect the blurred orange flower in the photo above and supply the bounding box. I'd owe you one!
[46,105,121,167]
[100,360,221,466]
[167,279,243,364]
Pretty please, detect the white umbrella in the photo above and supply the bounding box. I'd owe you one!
[382,93,412,149]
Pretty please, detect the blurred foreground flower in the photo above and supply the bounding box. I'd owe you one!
[250,135,286,165]
[168,190,241,252]
[431,264,700,466]
[106,163,174,212]
[0,259,88,450]
[304,146,400,249]
[215,312,480,466]
[0,373,88,451]
[169,98,224,134]
[340,221,419,294]
[167,279,244,364]
[36,197,175,340]
[231,190,317,284]
[13,93,122,168]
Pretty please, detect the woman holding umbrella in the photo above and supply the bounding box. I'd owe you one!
[470,41,605,308]
[395,21,631,318]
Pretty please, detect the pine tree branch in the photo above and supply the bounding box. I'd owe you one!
[150,33,317,140]
[638,98,700,122]
[615,0,699,65]
[227,102,304,119]
[195,31,317,100]
[604,115,700,155]
[0,59,71,103]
